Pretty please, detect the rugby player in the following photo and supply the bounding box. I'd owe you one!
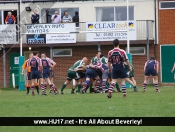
[22,53,33,94]
[124,62,138,92]
[28,51,45,95]
[45,54,56,93]
[100,54,121,92]
[142,56,159,93]
[107,39,132,98]
[60,57,88,94]
[81,63,101,94]
[41,54,58,94]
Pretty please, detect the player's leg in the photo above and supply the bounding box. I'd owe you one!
[142,76,149,92]
[26,80,31,94]
[71,80,78,94]
[60,79,71,94]
[118,68,127,97]
[107,78,117,98]
[34,79,39,94]
[101,69,108,93]
[153,76,159,92]
[125,78,137,92]
[60,70,75,94]
[142,69,150,93]
[151,69,159,92]
[120,78,127,97]
[30,71,36,96]
[26,72,31,94]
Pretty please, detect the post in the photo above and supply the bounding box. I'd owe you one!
[3,45,6,88]
[50,45,53,59]
[12,73,15,88]
[146,20,149,60]
[126,0,130,54]
[98,42,101,52]
[19,56,25,91]
[20,0,22,56]
[19,0,25,91]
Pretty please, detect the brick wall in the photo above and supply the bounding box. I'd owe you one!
[0,44,159,88]
[158,0,175,45]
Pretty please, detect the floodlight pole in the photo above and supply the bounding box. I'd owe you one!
[126,0,130,54]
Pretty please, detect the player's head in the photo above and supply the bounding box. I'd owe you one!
[150,56,155,60]
[33,51,39,56]
[29,53,33,58]
[96,51,101,58]
[41,53,46,58]
[113,39,119,47]
[82,57,88,64]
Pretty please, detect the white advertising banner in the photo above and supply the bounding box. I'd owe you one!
[26,23,76,44]
[86,21,136,41]
[0,25,16,44]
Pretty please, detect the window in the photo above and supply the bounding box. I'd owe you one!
[115,6,134,21]
[53,49,72,57]
[96,7,114,21]
[96,6,134,22]
[0,10,2,24]
[41,8,79,26]
[159,1,175,9]
[125,47,145,55]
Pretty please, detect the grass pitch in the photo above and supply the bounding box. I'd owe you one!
[0,86,175,132]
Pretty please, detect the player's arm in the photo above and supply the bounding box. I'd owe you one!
[144,62,147,71]
[50,59,56,67]
[89,63,96,69]
[156,61,159,73]
[171,63,175,73]
[108,52,112,73]
[21,61,27,75]
[39,59,43,73]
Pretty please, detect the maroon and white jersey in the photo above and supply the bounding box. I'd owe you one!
[28,56,42,71]
[108,48,128,69]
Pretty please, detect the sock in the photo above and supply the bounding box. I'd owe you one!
[77,84,81,92]
[53,85,58,93]
[102,81,106,92]
[31,86,35,94]
[41,84,45,94]
[155,83,159,91]
[143,83,147,91]
[121,85,126,96]
[108,82,115,94]
[61,84,66,92]
[116,83,120,91]
[27,87,30,93]
[35,86,39,94]
[85,85,89,92]
[133,86,137,89]
[82,83,87,92]
[50,84,54,92]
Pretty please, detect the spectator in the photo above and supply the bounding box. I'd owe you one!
[73,11,79,27]
[31,9,39,24]
[62,11,72,23]
[51,11,61,24]
[5,12,16,24]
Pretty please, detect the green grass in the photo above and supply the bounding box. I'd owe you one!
[0,86,175,132]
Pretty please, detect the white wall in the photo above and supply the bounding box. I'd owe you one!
[19,0,154,24]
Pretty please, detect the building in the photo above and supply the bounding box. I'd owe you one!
[158,0,175,85]
[0,0,157,88]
